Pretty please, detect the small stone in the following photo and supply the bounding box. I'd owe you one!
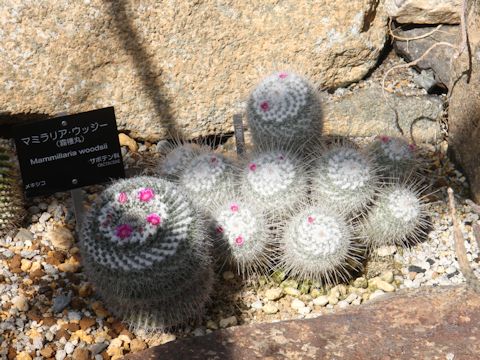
[310,288,323,298]
[53,292,72,313]
[64,342,75,354]
[72,348,90,360]
[219,316,238,328]
[40,345,55,358]
[91,301,110,318]
[408,265,426,273]
[408,272,417,280]
[264,287,283,301]
[291,298,306,310]
[48,226,75,250]
[344,293,358,304]
[250,300,263,310]
[299,281,311,294]
[79,317,96,330]
[14,228,34,243]
[58,257,81,273]
[192,328,206,337]
[12,294,29,311]
[376,245,397,257]
[21,259,32,272]
[222,271,235,281]
[298,306,312,315]
[89,343,108,355]
[78,283,93,298]
[206,320,218,330]
[336,300,349,309]
[119,133,138,152]
[55,349,67,360]
[39,212,52,224]
[380,271,394,283]
[328,295,339,305]
[16,352,32,360]
[283,287,301,297]
[313,295,329,307]
[130,338,147,352]
[375,279,396,293]
[262,303,279,314]
[281,279,298,289]
[353,276,368,289]
[369,289,386,300]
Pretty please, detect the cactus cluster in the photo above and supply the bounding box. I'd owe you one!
[247,71,322,148]
[80,176,213,330]
[0,140,24,237]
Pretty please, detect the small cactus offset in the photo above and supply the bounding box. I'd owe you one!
[247,71,322,148]
[178,151,237,209]
[0,140,25,237]
[361,183,430,249]
[80,176,214,330]
[369,135,417,179]
[157,142,209,180]
[210,196,273,277]
[310,142,380,215]
[239,147,309,214]
[279,204,362,284]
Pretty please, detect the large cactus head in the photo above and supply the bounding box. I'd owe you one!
[0,140,25,237]
[310,142,380,215]
[247,71,322,148]
[157,142,209,180]
[369,135,418,179]
[80,176,214,330]
[361,182,430,249]
[178,151,237,209]
[239,146,309,215]
[279,203,362,284]
[209,196,273,277]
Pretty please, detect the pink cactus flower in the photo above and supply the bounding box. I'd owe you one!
[278,154,285,160]
[307,216,315,224]
[116,224,133,239]
[249,163,257,171]
[146,213,162,226]
[260,101,270,112]
[215,226,224,234]
[230,203,239,212]
[138,188,155,202]
[378,135,390,143]
[235,235,244,246]
[408,143,416,152]
[278,72,288,79]
[211,156,218,164]
[118,192,128,204]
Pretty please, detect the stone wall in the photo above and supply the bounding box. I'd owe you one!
[0,0,388,141]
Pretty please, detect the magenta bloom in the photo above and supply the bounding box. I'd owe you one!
[115,224,133,239]
[138,188,155,202]
[278,72,288,79]
[408,143,416,152]
[230,203,239,212]
[215,226,224,234]
[146,213,162,226]
[307,216,315,224]
[235,235,244,246]
[260,101,270,112]
[249,163,257,171]
[118,192,128,204]
[378,135,390,143]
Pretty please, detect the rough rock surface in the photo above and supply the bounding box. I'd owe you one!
[448,6,480,203]
[394,25,459,89]
[322,86,443,143]
[124,286,480,360]
[0,0,387,142]
[386,0,462,24]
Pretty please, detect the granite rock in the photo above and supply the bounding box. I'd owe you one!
[0,0,388,141]
[386,0,462,24]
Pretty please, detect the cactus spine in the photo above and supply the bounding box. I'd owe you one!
[0,140,24,237]
[157,142,209,180]
[369,135,417,179]
[247,71,322,148]
[80,176,213,330]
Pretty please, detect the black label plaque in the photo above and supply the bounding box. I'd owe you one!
[14,107,125,197]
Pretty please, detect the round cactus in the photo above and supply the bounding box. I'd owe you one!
[239,147,309,214]
[279,204,362,284]
[157,142,209,180]
[247,71,322,148]
[80,176,214,330]
[0,140,25,237]
[361,183,430,249]
[178,152,237,209]
[369,135,417,179]
[310,142,380,215]
[209,197,273,277]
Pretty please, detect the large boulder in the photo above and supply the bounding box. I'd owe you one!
[0,0,388,141]
[386,0,462,24]
[448,5,480,203]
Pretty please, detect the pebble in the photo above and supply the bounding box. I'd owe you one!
[118,133,138,152]
[264,288,283,301]
[53,292,72,313]
[353,277,368,289]
[262,303,279,314]
[344,293,358,304]
[337,300,350,309]
[375,279,396,293]
[283,287,300,297]
[16,352,32,360]
[376,245,397,257]
[310,288,322,298]
[380,271,394,284]
[48,226,75,250]
[64,342,75,354]
[222,271,235,281]
[72,348,90,360]
[250,300,263,310]
[206,320,218,330]
[12,295,29,311]
[219,316,238,328]
[14,228,34,243]
[130,338,147,352]
[298,306,312,315]
[328,294,339,305]
[369,290,386,300]
[291,298,306,310]
[313,295,329,307]
[55,349,67,360]
[90,342,108,355]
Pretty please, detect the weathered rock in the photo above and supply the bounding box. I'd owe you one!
[386,0,462,24]
[394,25,459,89]
[322,86,443,142]
[448,6,480,203]
[0,0,387,141]
[124,286,480,360]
